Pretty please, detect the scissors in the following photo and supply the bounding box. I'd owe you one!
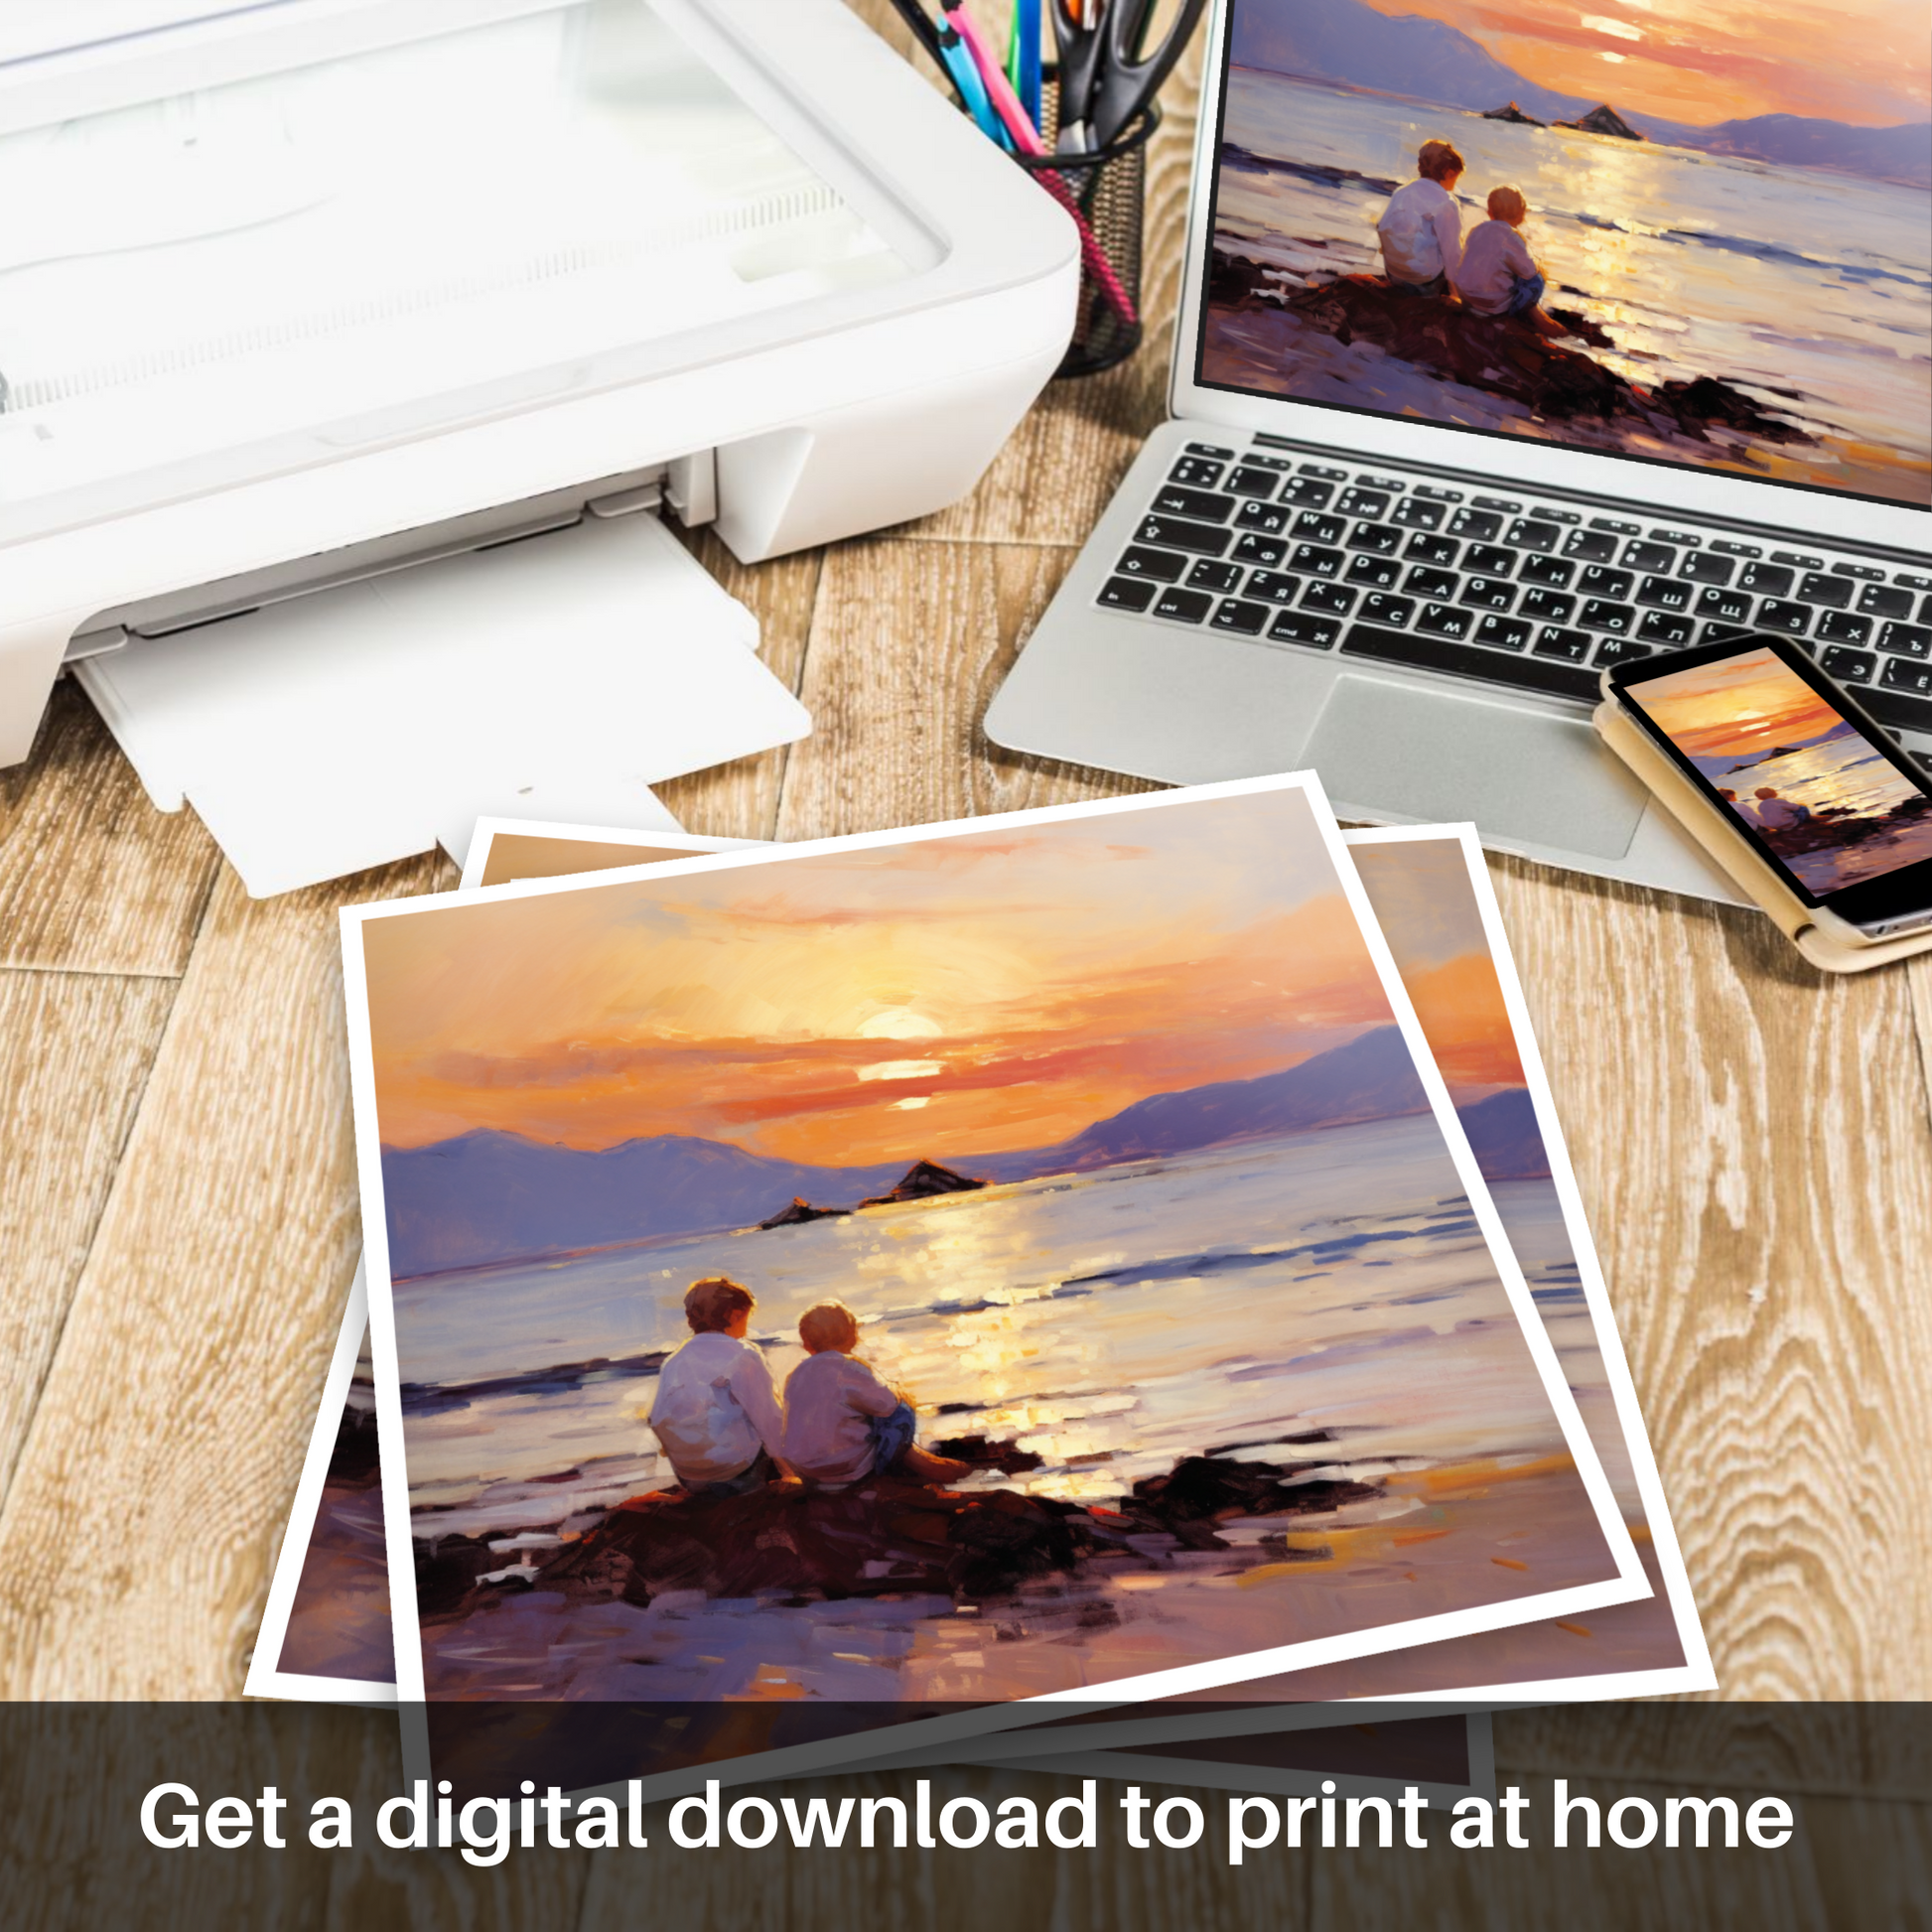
[1050,0,1207,152]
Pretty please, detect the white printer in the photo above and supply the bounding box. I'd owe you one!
[0,0,1077,890]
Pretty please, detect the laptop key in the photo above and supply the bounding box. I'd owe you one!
[1858,583,1913,620]
[1233,531,1288,567]
[1738,561,1793,597]
[1403,532,1460,567]
[1153,484,1237,521]
[1519,588,1576,624]
[1137,514,1232,557]
[1186,559,1246,594]
[1342,621,1600,700]
[1533,626,1592,661]
[1267,611,1342,649]
[1563,528,1620,563]
[1881,656,1932,697]
[1796,572,1852,609]
[1417,603,1474,639]
[1448,507,1502,540]
[1235,500,1293,535]
[1581,599,1635,633]
[1636,575,1692,612]
[1345,554,1402,589]
[1116,546,1189,582]
[1360,594,1416,627]
[1280,477,1336,508]
[1097,576,1157,613]
[1579,565,1634,600]
[1243,571,1303,605]
[1212,599,1272,635]
[1623,540,1677,574]
[1680,552,1735,586]
[1593,637,1652,666]
[1863,686,1932,735]
[1475,614,1532,651]
[1334,486,1391,519]
[1151,586,1214,623]
[1460,578,1517,612]
[1169,457,1226,488]
[1184,441,1236,459]
[1637,610,1695,645]
[1224,465,1284,498]
[1697,585,1753,624]
[1820,646,1875,682]
[1519,553,1576,589]
[1347,521,1404,555]
[1405,566,1459,601]
[1879,621,1932,659]
[1290,543,1345,578]
[1463,543,1516,578]
[1301,582,1357,617]
[1816,611,1871,645]
[1293,511,1347,544]
[1756,599,1811,635]
[1392,497,1446,530]
[1505,518,1561,552]
[1702,621,1759,643]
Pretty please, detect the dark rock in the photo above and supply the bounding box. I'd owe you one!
[1548,307,1616,349]
[1131,1454,1378,1525]
[416,1534,511,1615]
[930,1435,1045,1475]
[859,1161,987,1207]
[1554,103,1644,141]
[1482,101,1545,127]
[757,1196,851,1229]
[1652,375,1813,445]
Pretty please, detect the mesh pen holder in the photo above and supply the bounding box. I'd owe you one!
[1015,90,1160,379]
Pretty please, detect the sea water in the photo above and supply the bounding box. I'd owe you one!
[394,1114,1610,1542]
[1212,69,1931,489]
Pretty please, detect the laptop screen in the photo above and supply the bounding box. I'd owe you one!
[1196,0,1931,509]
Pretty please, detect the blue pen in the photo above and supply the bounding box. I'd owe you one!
[1014,0,1042,131]
[936,18,1011,148]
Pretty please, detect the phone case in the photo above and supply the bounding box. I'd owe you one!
[1593,699,1932,974]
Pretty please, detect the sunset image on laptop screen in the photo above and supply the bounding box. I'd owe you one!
[1200,0,1931,507]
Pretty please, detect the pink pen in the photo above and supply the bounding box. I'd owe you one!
[943,2,1141,331]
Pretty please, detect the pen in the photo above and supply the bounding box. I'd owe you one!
[1007,0,1042,132]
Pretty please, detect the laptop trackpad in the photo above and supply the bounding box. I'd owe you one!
[1305,675,1648,860]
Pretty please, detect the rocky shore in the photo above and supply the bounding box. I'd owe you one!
[413,1440,1387,1619]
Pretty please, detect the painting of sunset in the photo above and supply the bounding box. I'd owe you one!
[1203,0,1931,503]
[351,783,1634,1712]
[1628,644,1932,892]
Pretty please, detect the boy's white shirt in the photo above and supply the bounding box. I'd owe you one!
[1376,177,1463,283]
[646,1330,785,1483]
[1455,217,1540,313]
[782,1349,901,1484]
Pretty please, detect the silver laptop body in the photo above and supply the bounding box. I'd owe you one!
[987,0,1931,900]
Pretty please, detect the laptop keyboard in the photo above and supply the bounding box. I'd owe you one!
[1097,442,1932,741]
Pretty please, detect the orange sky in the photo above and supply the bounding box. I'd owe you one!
[1374,0,1930,127]
[1625,647,1845,761]
[358,794,1519,1168]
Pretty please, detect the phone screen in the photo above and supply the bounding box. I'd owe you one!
[1616,640,1932,914]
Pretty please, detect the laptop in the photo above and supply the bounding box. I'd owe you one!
[986,0,1931,898]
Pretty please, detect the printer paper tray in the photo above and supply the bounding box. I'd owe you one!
[75,512,808,897]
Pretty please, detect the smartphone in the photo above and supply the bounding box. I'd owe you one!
[1604,632,1932,943]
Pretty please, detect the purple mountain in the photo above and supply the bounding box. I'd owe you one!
[1454,1087,1551,1183]
[380,1026,1447,1277]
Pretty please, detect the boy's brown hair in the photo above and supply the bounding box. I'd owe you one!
[1487,185,1527,222]
[685,1277,755,1333]
[1418,140,1464,182]
[799,1302,861,1353]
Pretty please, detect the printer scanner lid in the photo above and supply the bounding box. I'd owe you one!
[0,0,1018,552]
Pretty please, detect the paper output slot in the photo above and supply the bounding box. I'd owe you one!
[74,511,808,897]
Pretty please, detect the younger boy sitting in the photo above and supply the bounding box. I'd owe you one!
[1454,187,1567,340]
[781,1302,968,1487]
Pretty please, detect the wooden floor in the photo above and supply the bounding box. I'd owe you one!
[2,8,1927,1925]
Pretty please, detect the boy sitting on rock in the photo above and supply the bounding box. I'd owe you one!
[781,1302,968,1488]
[1454,187,1568,340]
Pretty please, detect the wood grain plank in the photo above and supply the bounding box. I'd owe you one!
[1483,853,1932,1700]
[0,969,179,1505]
[0,680,220,976]
[0,857,446,1698]
[654,529,822,843]
[1313,1769,1928,1932]
[773,539,1159,843]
